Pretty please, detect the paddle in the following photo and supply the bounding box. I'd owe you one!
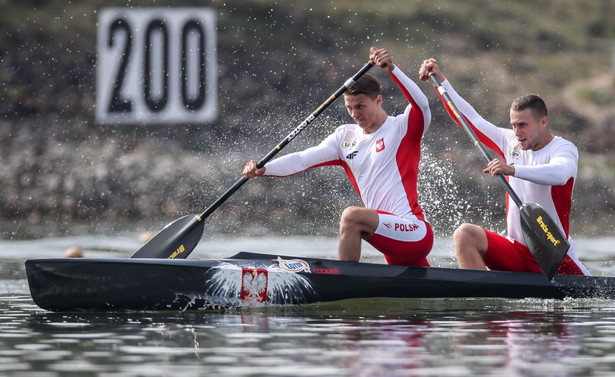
[131,62,374,259]
[428,73,569,280]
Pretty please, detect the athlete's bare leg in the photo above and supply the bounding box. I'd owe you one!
[453,223,489,270]
[338,206,380,262]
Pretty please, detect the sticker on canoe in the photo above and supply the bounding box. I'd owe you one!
[277,257,310,273]
[312,268,340,275]
[203,263,317,307]
[241,268,268,302]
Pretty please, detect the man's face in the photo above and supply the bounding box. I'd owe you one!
[344,93,382,132]
[510,108,548,151]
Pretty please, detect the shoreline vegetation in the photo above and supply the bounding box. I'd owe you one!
[1,0,614,239]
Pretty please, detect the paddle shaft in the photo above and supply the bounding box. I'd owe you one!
[429,74,523,207]
[199,62,374,221]
[131,62,374,259]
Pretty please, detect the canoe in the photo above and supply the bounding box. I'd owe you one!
[25,251,615,312]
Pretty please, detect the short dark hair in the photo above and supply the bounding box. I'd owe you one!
[510,93,548,118]
[346,74,381,99]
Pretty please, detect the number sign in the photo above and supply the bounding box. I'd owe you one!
[96,8,217,124]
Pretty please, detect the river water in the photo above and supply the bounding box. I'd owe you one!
[3,233,615,376]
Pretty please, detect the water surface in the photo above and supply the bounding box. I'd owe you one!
[2,234,615,376]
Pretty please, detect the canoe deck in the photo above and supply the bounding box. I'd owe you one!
[25,252,615,312]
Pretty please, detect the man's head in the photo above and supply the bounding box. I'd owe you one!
[509,94,552,151]
[346,74,382,99]
[510,94,548,119]
[344,74,387,133]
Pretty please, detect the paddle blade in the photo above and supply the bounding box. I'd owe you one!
[519,203,569,280]
[131,214,205,259]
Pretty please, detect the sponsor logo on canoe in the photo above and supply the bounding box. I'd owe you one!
[277,257,311,273]
[312,268,340,275]
[375,137,385,152]
[168,244,186,259]
[241,268,268,302]
[341,138,357,149]
[536,216,562,246]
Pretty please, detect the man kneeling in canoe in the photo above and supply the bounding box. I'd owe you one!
[419,59,590,276]
[243,47,434,266]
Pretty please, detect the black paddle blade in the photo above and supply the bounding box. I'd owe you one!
[519,203,569,280]
[130,214,205,259]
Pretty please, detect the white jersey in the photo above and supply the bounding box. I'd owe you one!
[440,79,581,259]
[264,66,431,221]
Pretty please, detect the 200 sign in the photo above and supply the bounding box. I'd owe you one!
[96,8,217,125]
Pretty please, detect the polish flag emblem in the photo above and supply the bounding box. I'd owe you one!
[376,138,385,152]
[241,268,268,302]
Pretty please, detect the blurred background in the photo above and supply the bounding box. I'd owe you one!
[0,0,613,241]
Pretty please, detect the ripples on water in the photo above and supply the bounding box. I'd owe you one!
[2,234,615,376]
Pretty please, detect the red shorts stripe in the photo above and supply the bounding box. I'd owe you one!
[483,229,588,275]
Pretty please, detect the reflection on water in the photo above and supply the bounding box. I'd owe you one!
[3,297,615,377]
[2,235,615,376]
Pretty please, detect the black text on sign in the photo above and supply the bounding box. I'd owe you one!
[96,8,217,125]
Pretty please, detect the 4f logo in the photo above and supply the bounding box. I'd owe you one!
[346,151,359,160]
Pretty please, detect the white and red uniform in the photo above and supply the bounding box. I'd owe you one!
[264,66,433,266]
[438,79,590,276]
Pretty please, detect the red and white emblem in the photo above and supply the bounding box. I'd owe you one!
[241,268,268,302]
[375,138,385,152]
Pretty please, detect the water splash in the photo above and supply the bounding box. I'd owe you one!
[418,149,465,236]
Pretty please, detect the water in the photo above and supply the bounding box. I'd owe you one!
[3,233,615,376]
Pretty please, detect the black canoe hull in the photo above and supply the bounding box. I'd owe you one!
[25,252,615,312]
